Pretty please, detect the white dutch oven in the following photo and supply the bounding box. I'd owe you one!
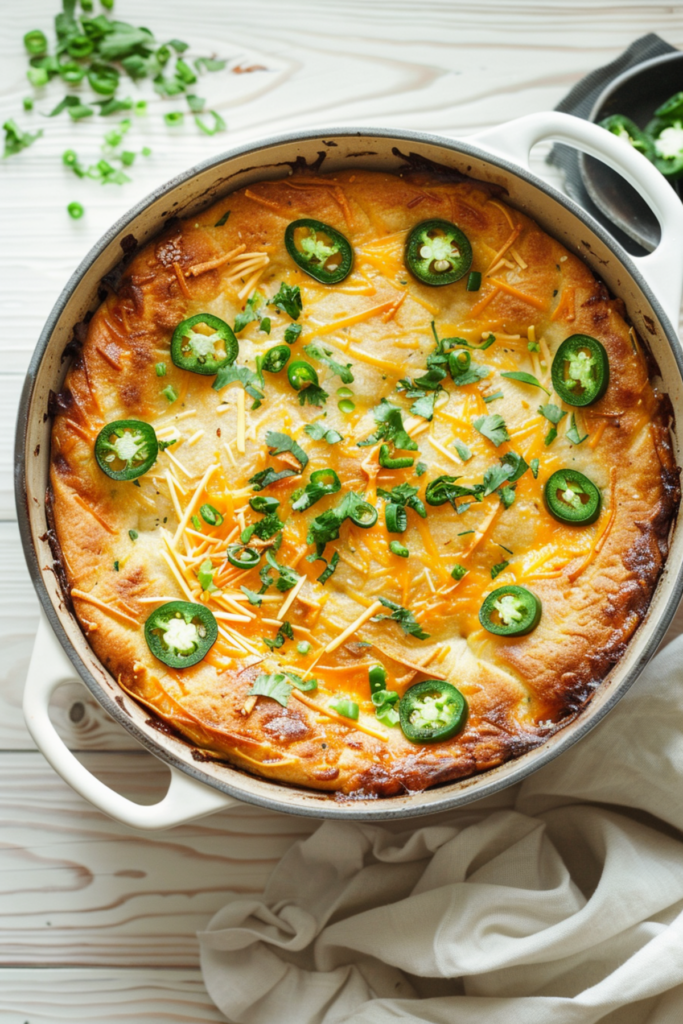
[15,112,683,830]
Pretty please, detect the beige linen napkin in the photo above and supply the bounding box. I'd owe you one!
[199,634,683,1023]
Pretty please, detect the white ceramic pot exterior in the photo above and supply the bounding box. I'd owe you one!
[16,113,683,829]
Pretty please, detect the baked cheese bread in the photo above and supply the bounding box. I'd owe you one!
[48,167,679,796]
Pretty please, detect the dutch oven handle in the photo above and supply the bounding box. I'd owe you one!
[23,611,238,830]
[469,111,683,327]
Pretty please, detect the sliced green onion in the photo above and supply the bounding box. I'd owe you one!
[24,30,48,56]
[466,271,482,291]
[164,111,184,126]
[27,67,49,87]
[155,363,167,377]
[200,504,223,527]
[162,384,178,402]
[23,97,34,111]
[129,529,138,541]
[329,697,359,720]
[67,202,84,219]
[297,641,311,656]
[389,540,409,557]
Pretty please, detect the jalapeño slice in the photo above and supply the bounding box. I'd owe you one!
[399,680,468,744]
[226,544,261,569]
[287,360,319,390]
[479,585,542,637]
[144,600,217,669]
[551,334,609,407]
[171,313,238,375]
[348,499,378,528]
[284,218,353,284]
[310,468,341,494]
[544,468,601,525]
[94,419,159,481]
[405,218,472,286]
[261,344,291,374]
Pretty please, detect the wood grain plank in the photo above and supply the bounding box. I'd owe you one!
[0,752,314,967]
[0,967,227,1021]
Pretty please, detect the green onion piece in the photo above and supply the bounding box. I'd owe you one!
[129,529,138,541]
[451,563,468,580]
[81,0,94,10]
[215,210,230,227]
[113,559,119,570]
[162,384,178,402]
[200,504,223,526]
[389,540,409,557]
[329,697,359,720]
[338,398,355,414]
[24,30,48,56]
[192,515,202,531]
[23,97,34,111]
[466,271,482,291]
[27,67,49,87]
[369,664,387,694]
[284,323,302,345]
[67,202,84,220]
[164,111,184,127]
[530,458,540,478]
[62,149,78,167]
[483,391,503,403]
[155,362,167,377]
[101,0,114,8]
[141,145,152,156]
[297,641,311,656]
[260,317,271,334]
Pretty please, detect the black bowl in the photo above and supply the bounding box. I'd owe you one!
[580,50,683,252]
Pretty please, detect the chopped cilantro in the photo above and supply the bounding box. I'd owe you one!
[501,370,550,395]
[566,414,589,445]
[451,563,468,580]
[317,550,340,584]
[358,399,417,450]
[214,210,230,226]
[240,586,262,607]
[453,438,472,461]
[373,596,429,640]
[234,291,264,334]
[304,422,343,444]
[270,282,302,320]
[473,413,509,447]
[284,323,303,345]
[304,344,354,383]
[265,430,308,469]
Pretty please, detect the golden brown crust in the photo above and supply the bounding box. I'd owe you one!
[48,168,679,797]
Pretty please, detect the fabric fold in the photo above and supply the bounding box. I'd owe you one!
[200,635,683,1023]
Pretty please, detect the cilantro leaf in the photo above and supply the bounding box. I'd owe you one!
[500,451,528,482]
[240,586,263,607]
[294,382,327,407]
[482,464,512,496]
[453,438,472,461]
[197,559,218,593]
[304,422,343,444]
[249,467,297,490]
[249,672,293,706]
[473,413,509,447]
[415,461,427,476]
[538,403,567,425]
[566,414,589,445]
[425,474,484,511]
[304,344,354,384]
[213,364,265,405]
[284,323,302,345]
[374,597,430,640]
[234,291,264,333]
[358,399,417,449]
[265,550,300,592]
[409,391,438,420]
[317,550,340,584]
[265,430,308,469]
[3,119,42,157]
[501,371,550,395]
[500,486,516,508]
[241,512,283,542]
[270,282,302,320]
[376,482,426,518]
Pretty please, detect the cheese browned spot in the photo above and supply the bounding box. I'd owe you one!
[49,168,679,797]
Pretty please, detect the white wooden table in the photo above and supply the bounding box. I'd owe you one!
[2,2,683,1018]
